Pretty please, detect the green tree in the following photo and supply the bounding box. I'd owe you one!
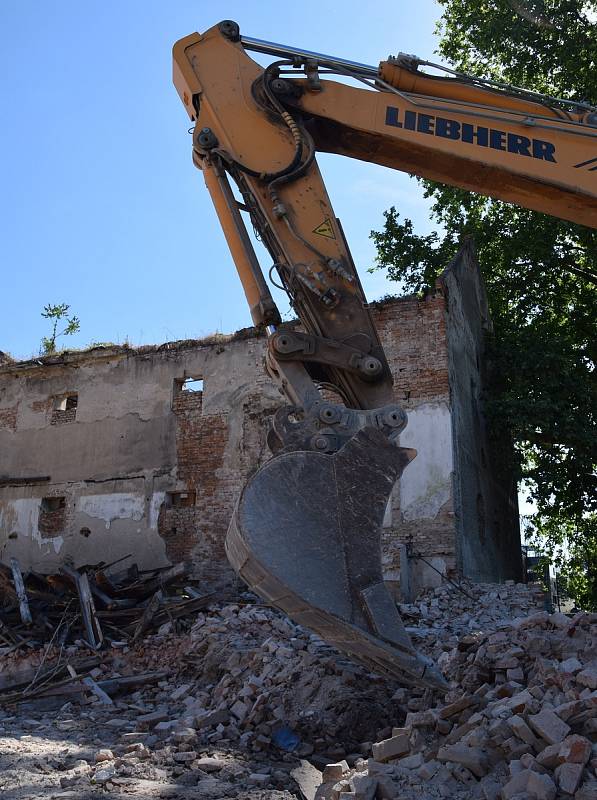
[40,303,80,354]
[370,0,597,607]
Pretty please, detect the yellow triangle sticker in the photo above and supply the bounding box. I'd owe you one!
[313,217,336,239]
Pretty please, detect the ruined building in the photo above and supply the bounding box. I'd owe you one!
[0,243,521,596]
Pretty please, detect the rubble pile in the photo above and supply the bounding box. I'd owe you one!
[0,597,401,798]
[399,580,547,663]
[101,599,404,755]
[0,557,214,651]
[320,604,597,800]
[0,579,594,800]
[120,581,547,753]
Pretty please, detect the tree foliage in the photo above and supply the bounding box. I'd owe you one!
[40,303,80,355]
[370,0,597,607]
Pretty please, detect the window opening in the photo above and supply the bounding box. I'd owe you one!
[181,377,203,393]
[39,496,67,537]
[166,491,196,508]
[41,496,66,512]
[51,393,78,424]
[54,394,78,411]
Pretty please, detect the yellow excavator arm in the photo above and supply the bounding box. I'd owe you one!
[172,21,596,690]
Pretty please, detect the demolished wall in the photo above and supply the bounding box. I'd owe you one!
[442,241,522,583]
[0,244,520,591]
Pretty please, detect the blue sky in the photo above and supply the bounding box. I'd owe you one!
[1,1,443,359]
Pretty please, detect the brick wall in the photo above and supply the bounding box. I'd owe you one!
[372,292,457,590]
[155,340,285,587]
[372,291,450,409]
[167,384,233,584]
[31,399,52,418]
[157,505,201,563]
[37,491,73,539]
[38,507,66,537]
[0,405,17,432]
[50,408,76,426]
[1,261,518,589]
[146,294,459,591]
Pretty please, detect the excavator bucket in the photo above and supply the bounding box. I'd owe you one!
[226,427,448,690]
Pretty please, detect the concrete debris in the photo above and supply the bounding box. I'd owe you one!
[529,709,573,745]
[325,582,597,800]
[322,761,350,782]
[0,579,594,800]
[290,759,322,799]
[372,734,410,762]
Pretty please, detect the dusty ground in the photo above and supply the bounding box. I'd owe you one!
[0,596,395,799]
[0,707,298,799]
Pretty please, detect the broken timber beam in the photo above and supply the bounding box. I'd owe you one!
[60,566,103,649]
[67,662,113,705]
[132,590,163,643]
[97,671,169,696]
[0,618,26,646]
[10,558,32,626]
[83,676,113,705]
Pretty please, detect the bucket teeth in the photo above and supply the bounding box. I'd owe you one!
[226,427,448,692]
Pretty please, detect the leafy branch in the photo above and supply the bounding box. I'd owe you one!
[40,303,81,355]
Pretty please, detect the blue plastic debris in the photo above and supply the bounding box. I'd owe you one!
[272,725,300,752]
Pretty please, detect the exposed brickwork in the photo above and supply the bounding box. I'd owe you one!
[159,344,282,586]
[29,397,52,414]
[172,388,203,414]
[157,505,201,563]
[0,405,17,432]
[50,408,76,425]
[38,507,66,537]
[38,496,68,538]
[165,380,234,584]
[50,394,78,426]
[0,252,519,589]
[372,294,456,590]
[373,291,450,408]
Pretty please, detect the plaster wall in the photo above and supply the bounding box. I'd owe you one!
[0,252,520,589]
[399,402,453,522]
[442,241,522,582]
[0,333,284,581]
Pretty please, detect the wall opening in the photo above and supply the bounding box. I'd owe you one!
[172,376,204,411]
[39,496,67,536]
[165,490,196,508]
[181,377,203,393]
[51,393,78,425]
[41,496,66,513]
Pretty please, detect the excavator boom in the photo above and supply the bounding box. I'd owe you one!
[172,22,596,690]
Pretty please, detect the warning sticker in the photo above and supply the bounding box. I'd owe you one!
[313,218,336,239]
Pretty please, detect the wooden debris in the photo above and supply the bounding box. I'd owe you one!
[10,558,32,626]
[133,590,163,643]
[60,566,103,649]
[96,671,169,696]
[0,560,213,659]
[82,675,113,705]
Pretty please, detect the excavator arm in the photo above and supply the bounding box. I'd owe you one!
[172,21,596,690]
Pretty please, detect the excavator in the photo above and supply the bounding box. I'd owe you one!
[172,21,597,692]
